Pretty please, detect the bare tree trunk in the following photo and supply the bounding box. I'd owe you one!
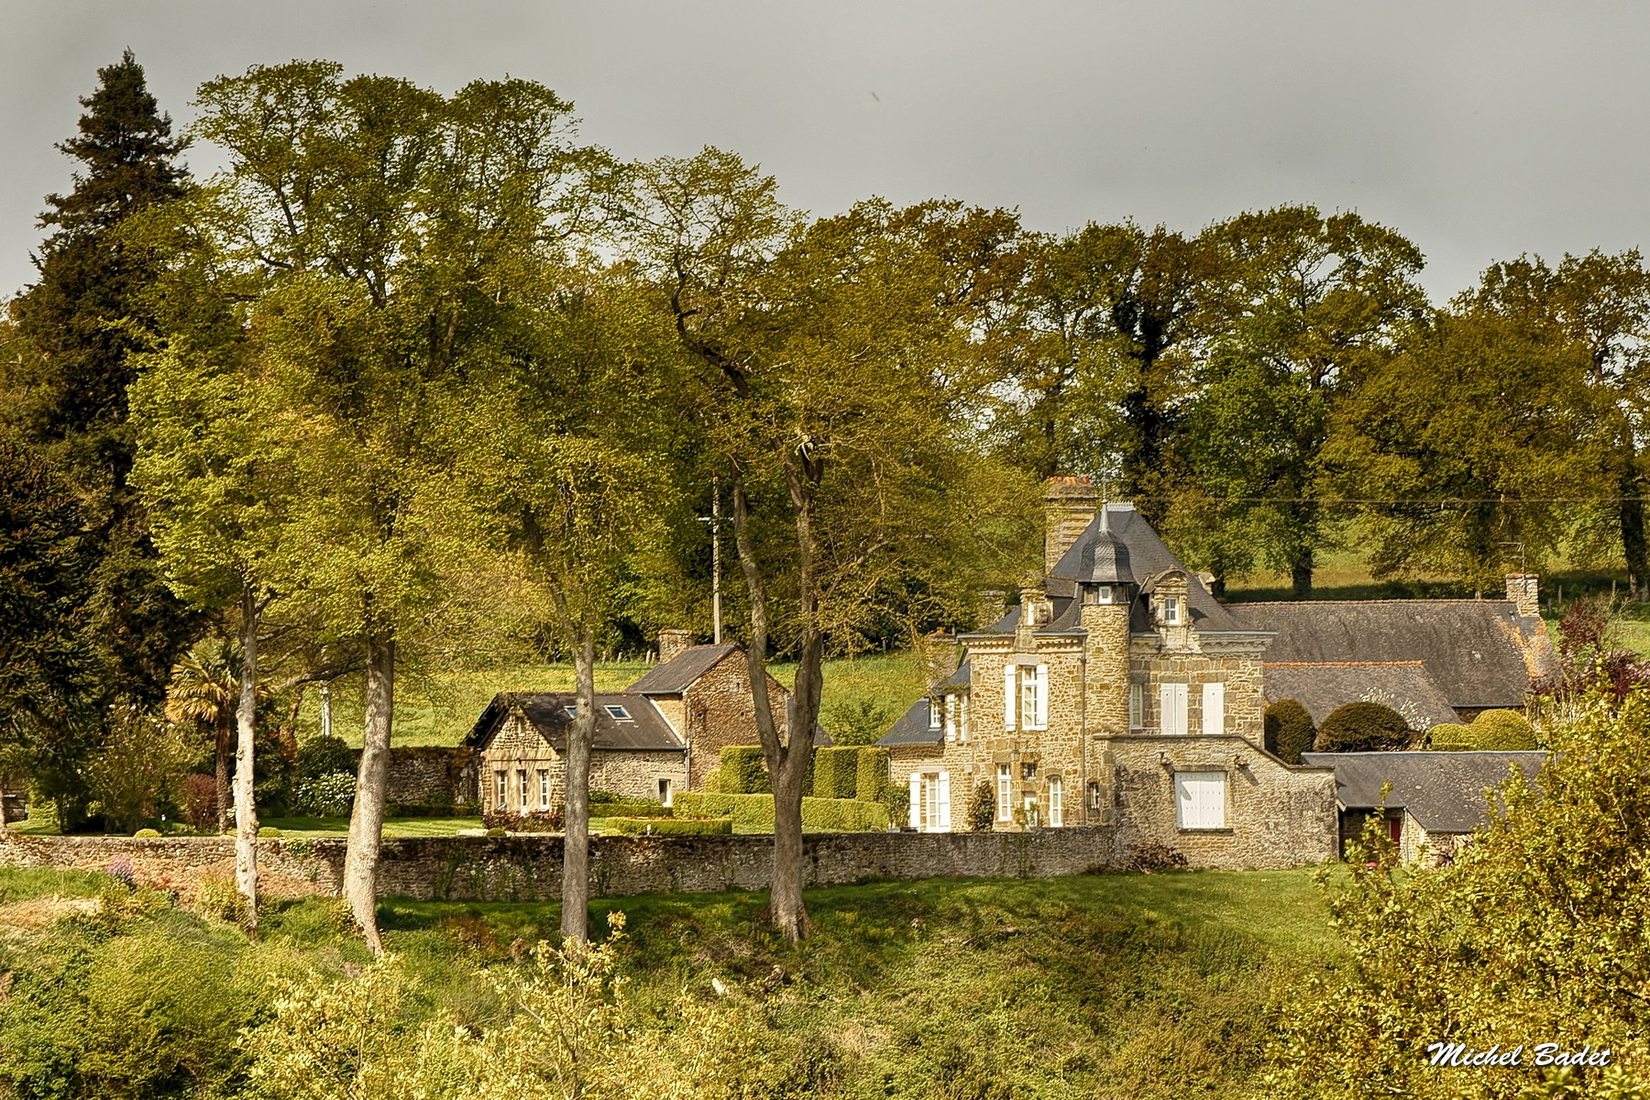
[214,714,232,833]
[345,634,394,953]
[561,629,596,943]
[234,588,263,934]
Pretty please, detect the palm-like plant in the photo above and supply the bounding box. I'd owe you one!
[165,639,237,831]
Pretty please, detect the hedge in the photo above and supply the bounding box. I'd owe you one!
[589,800,669,818]
[482,808,563,833]
[856,747,891,803]
[1430,711,1538,751]
[609,816,733,836]
[672,792,890,832]
[718,745,771,794]
[813,746,860,799]
[1263,700,1316,765]
[1313,702,1413,752]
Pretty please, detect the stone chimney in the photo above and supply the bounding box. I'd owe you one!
[916,629,959,691]
[658,628,695,664]
[1504,574,1540,618]
[1044,475,1098,573]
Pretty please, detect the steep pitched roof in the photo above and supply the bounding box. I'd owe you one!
[879,697,943,746]
[1230,600,1552,709]
[1047,504,1244,632]
[627,643,740,695]
[938,658,972,693]
[1302,751,1547,833]
[466,692,685,753]
[1263,661,1458,729]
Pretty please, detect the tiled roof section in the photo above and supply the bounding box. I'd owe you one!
[1263,661,1459,729]
[1301,751,1547,833]
[466,692,686,752]
[626,643,740,694]
[1048,504,1243,632]
[878,697,943,746]
[1230,600,1553,709]
[938,658,972,692]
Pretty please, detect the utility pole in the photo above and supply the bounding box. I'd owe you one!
[699,478,723,644]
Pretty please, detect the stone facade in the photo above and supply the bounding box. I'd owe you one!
[0,826,1123,902]
[673,655,789,790]
[355,747,478,809]
[476,710,689,813]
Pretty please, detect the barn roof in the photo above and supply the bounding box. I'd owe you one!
[1230,600,1551,710]
[1263,661,1459,729]
[1301,750,1548,833]
[627,643,740,695]
[466,692,685,753]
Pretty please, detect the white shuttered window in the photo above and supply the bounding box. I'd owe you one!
[996,763,1012,821]
[908,773,922,829]
[1019,664,1049,730]
[937,771,951,832]
[1201,682,1225,736]
[1128,683,1143,729]
[1175,771,1227,829]
[1160,683,1189,735]
[1002,665,1017,729]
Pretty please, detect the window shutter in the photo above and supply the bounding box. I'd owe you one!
[1160,683,1188,735]
[1048,776,1063,827]
[1003,665,1016,729]
[1128,683,1143,729]
[908,773,922,829]
[1033,664,1049,729]
[1175,771,1227,829]
[938,771,951,831]
[1201,682,1225,735]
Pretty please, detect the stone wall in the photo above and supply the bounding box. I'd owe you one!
[680,655,788,790]
[0,826,1125,903]
[356,747,478,809]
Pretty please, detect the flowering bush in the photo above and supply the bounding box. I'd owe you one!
[291,772,356,817]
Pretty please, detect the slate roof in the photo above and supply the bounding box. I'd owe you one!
[1301,751,1548,833]
[938,658,972,693]
[627,643,740,694]
[1230,600,1552,710]
[466,692,686,753]
[1263,661,1459,729]
[879,697,943,747]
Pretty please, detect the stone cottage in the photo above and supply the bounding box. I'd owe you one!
[467,634,805,813]
[880,477,1339,869]
[1302,750,1548,863]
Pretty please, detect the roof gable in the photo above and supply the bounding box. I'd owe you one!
[1047,505,1242,632]
[626,643,740,695]
[467,692,685,752]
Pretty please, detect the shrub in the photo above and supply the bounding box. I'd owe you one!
[292,772,357,817]
[824,700,893,745]
[133,827,161,838]
[609,816,733,836]
[486,827,506,837]
[1263,700,1316,764]
[589,800,668,818]
[482,808,563,833]
[1467,709,1539,750]
[856,747,892,803]
[700,765,726,793]
[966,781,996,832]
[718,745,770,794]
[1426,721,1471,749]
[87,703,195,833]
[812,746,859,799]
[1124,840,1188,872]
[257,826,282,838]
[179,773,220,831]
[191,872,249,925]
[880,783,910,827]
[1313,702,1413,752]
[295,733,355,779]
[671,792,890,832]
[588,790,626,804]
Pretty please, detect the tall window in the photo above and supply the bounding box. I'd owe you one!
[1161,596,1182,625]
[944,697,957,742]
[996,763,1012,822]
[658,778,674,807]
[1017,664,1048,731]
[538,769,550,810]
[1048,776,1064,828]
[1128,683,1143,730]
[929,697,942,732]
[494,771,506,811]
[1175,771,1227,829]
[517,769,529,814]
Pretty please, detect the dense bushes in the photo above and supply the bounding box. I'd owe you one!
[1428,709,1539,751]
[717,745,770,794]
[609,816,733,836]
[812,746,860,799]
[855,747,891,802]
[1313,702,1413,752]
[967,781,995,831]
[589,800,669,818]
[292,772,357,817]
[1263,700,1316,764]
[295,734,355,780]
[482,808,563,833]
[672,792,890,832]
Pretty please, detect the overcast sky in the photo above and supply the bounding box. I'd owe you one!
[4,1,1648,304]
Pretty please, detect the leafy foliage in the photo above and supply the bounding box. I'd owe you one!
[1312,701,1413,752]
[811,746,860,799]
[672,792,890,832]
[717,745,771,795]
[967,780,996,832]
[1262,699,1316,764]
[609,816,733,836]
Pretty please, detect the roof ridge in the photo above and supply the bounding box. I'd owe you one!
[1233,598,1518,607]
[1264,660,1426,668]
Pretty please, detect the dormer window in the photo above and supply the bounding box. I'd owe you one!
[1161,596,1182,625]
[928,698,943,731]
[1085,584,1114,605]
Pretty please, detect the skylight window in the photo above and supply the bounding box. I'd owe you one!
[604,704,633,722]
[563,706,576,719]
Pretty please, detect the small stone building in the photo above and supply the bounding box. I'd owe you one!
[881,478,1339,869]
[1302,750,1548,862]
[468,635,808,814]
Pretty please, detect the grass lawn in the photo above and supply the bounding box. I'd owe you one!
[261,815,483,838]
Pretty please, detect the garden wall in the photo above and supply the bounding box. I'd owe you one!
[355,747,479,810]
[0,826,1126,902]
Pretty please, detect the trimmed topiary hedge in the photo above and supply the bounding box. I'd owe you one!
[1468,709,1539,750]
[1427,722,1471,749]
[609,816,733,836]
[718,745,770,794]
[812,746,860,799]
[1313,702,1413,753]
[671,792,890,832]
[856,747,891,803]
[1263,699,1316,764]
[589,800,670,818]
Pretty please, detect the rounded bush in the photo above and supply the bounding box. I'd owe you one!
[1466,709,1539,751]
[485,827,507,837]
[133,827,161,838]
[1427,722,1471,749]
[1263,700,1316,764]
[296,733,355,779]
[1314,702,1413,753]
[257,826,282,838]
[966,781,995,832]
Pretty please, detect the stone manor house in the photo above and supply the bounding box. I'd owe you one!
[877,476,1555,868]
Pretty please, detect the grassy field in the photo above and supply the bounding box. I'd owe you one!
[305,650,925,749]
[0,864,1343,1098]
